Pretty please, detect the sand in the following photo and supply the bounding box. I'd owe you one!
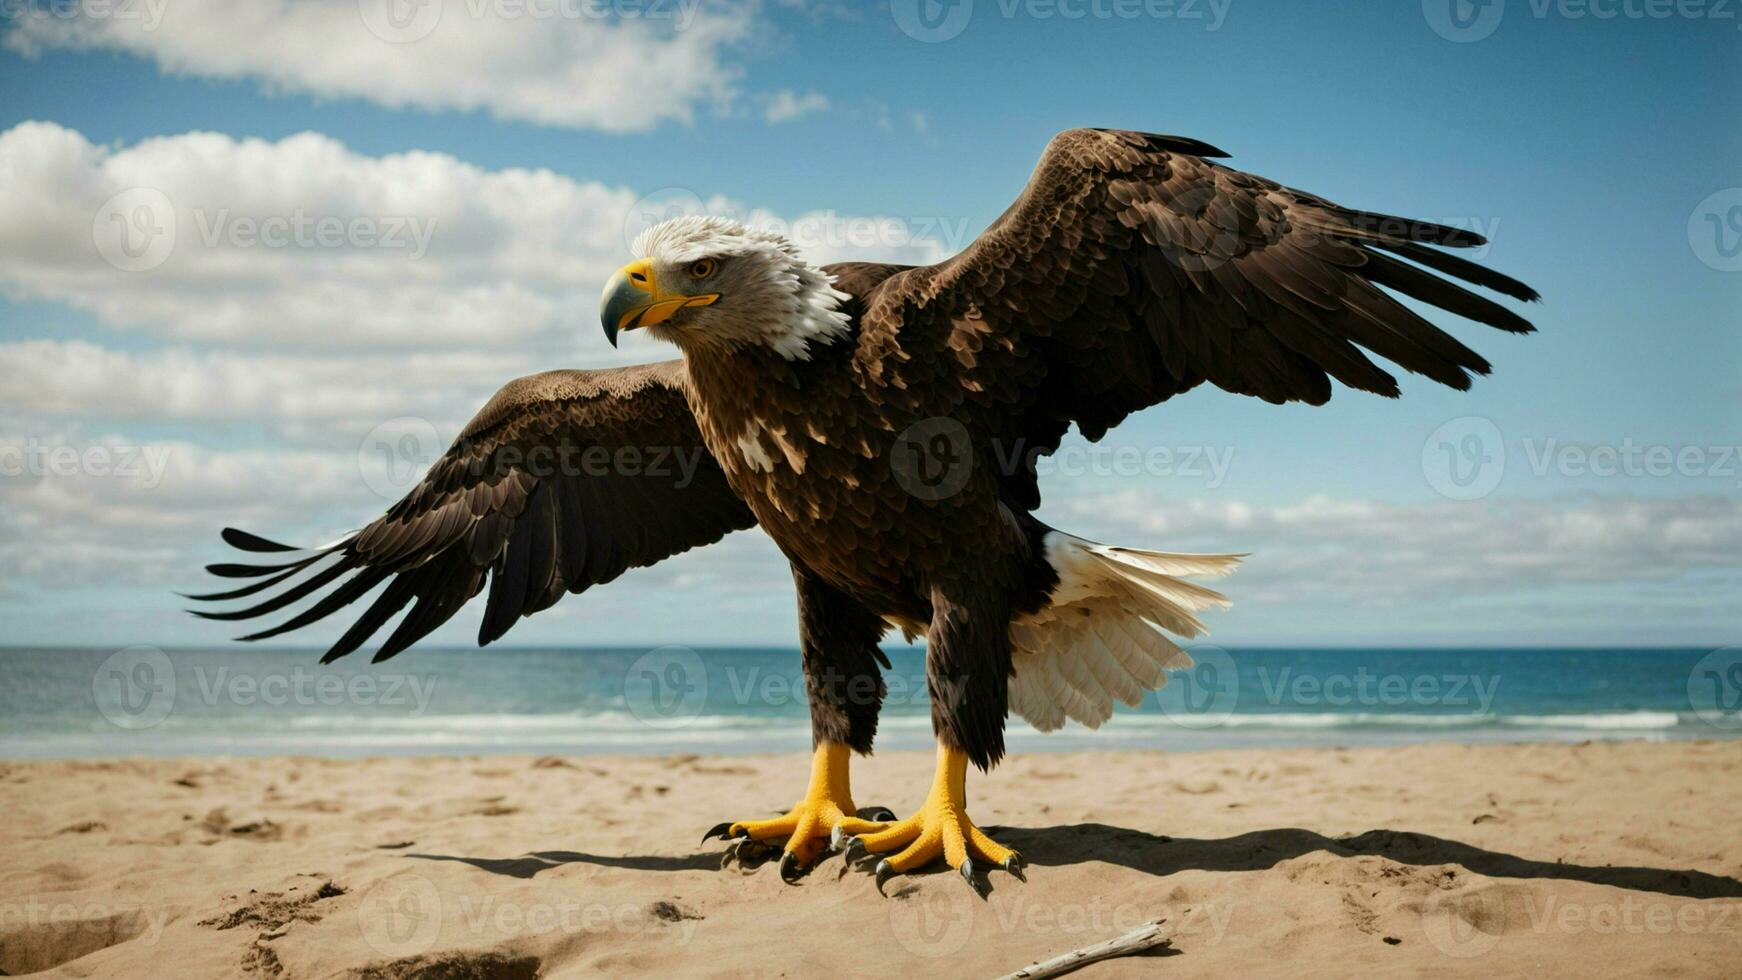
[4,740,1741,978]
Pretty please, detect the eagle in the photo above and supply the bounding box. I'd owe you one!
[192,129,1537,893]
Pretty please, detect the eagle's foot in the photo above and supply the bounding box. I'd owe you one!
[702,742,888,880]
[841,745,1021,896]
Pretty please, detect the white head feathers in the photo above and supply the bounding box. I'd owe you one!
[631,216,852,361]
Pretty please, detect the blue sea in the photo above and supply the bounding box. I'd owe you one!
[2,646,1739,759]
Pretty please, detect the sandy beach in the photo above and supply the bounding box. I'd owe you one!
[5,740,1740,978]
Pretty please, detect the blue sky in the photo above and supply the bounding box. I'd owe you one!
[0,0,1737,650]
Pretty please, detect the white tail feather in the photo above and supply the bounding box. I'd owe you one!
[1008,531,1241,732]
[1095,546,1244,579]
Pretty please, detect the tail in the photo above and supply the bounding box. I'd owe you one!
[1008,531,1243,732]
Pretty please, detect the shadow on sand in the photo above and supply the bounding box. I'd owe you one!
[997,824,1742,900]
[410,823,1742,899]
[408,850,718,878]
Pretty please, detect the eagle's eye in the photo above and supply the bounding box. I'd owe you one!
[687,258,718,280]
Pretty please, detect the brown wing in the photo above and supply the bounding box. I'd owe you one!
[857,128,1539,502]
[188,360,755,662]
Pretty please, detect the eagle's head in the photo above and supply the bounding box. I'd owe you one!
[600,216,851,360]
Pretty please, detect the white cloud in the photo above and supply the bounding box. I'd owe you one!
[0,121,955,352]
[4,0,752,133]
[0,121,641,349]
[1052,491,1742,605]
[10,413,1738,634]
[760,89,829,123]
[0,340,528,442]
[0,426,361,589]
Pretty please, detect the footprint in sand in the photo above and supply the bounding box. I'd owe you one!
[0,906,159,975]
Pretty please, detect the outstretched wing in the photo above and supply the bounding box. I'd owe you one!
[858,128,1539,503]
[188,360,756,662]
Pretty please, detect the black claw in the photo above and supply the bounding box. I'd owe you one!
[1003,854,1027,882]
[960,857,990,899]
[874,859,896,895]
[704,821,750,845]
[840,835,867,864]
[780,851,803,884]
[858,805,897,822]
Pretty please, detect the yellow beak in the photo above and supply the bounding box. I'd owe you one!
[599,259,720,346]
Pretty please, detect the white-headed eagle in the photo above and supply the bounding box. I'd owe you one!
[193,129,1537,892]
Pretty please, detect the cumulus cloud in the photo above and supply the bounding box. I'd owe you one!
[0,121,955,352]
[0,340,530,443]
[22,472,1735,647]
[10,410,1737,632]
[1052,491,1742,606]
[3,0,752,132]
[0,425,362,589]
[0,121,646,350]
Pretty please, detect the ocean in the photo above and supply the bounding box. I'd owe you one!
[2,646,1738,759]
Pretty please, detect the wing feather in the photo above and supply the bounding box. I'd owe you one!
[856,128,1539,477]
[190,361,756,661]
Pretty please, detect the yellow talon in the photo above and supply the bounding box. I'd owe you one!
[854,744,1022,892]
[704,742,887,878]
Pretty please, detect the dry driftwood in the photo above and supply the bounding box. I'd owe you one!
[994,919,1171,980]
